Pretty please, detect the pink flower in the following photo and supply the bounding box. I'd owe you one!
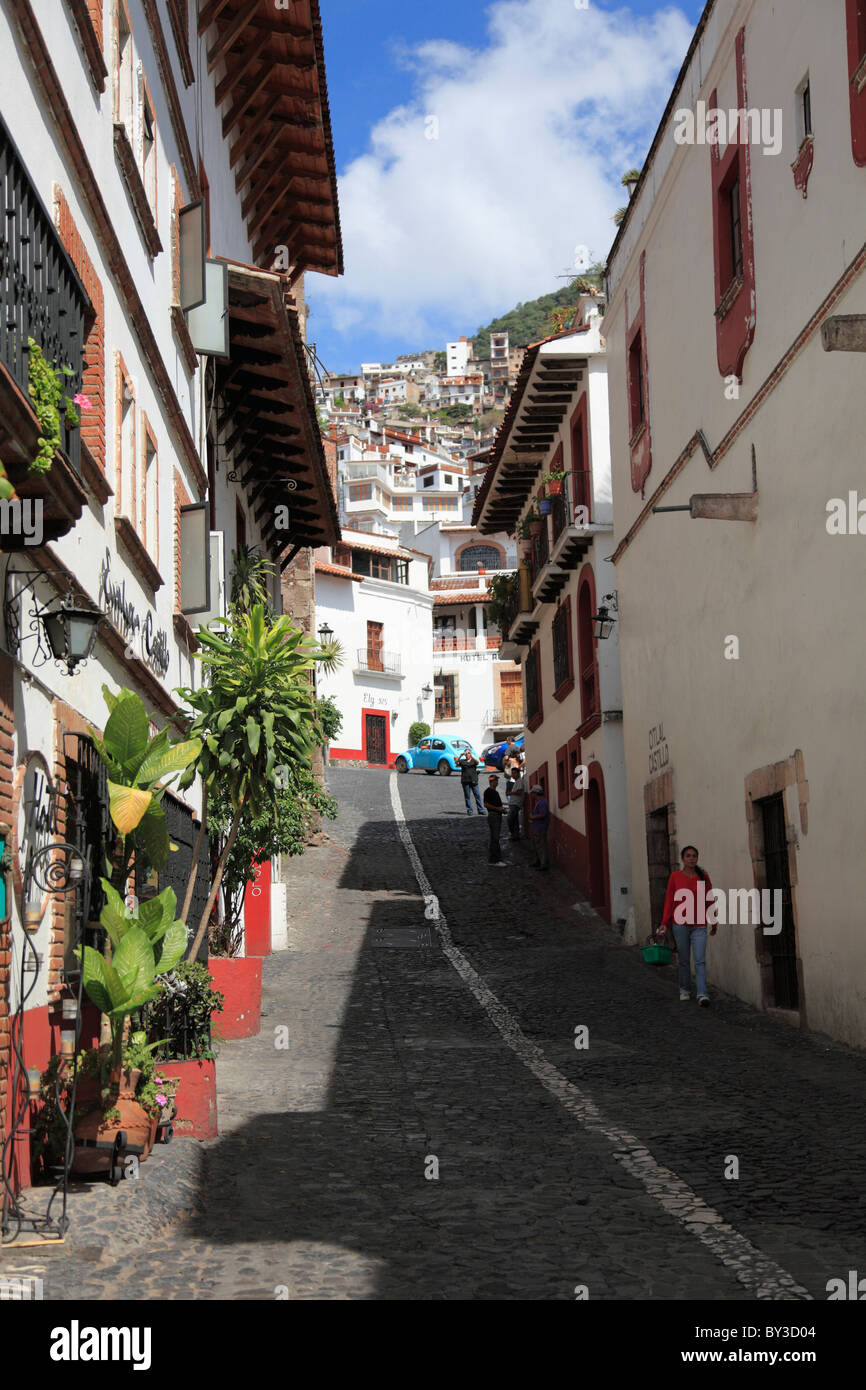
[155,1093,168,1107]
[73,393,92,411]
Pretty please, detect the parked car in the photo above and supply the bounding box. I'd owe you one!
[481,734,525,770]
[394,735,480,776]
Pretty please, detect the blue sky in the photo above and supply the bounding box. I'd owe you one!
[310,0,705,373]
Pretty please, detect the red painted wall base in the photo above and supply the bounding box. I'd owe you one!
[209,957,262,1039]
[2,1002,102,1197]
[157,1059,217,1139]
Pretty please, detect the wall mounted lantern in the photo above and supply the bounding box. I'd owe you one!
[592,592,618,641]
[3,565,102,675]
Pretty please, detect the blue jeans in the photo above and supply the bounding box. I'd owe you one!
[672,923,707,996]
[463,782,482,812]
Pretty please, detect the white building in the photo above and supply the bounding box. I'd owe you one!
[446,338,471,377]
[474,304,632,926]
[0,0,341,1190]
[314,531,434,765]
[603,0,866,1043]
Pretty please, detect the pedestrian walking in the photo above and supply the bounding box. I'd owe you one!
[528,784,550,869]
[507,766,526,840]
[660,844,716,1006]
[457,747,484,815]
[483,774,505,864]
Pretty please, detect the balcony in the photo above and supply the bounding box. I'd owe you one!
[0,115,91,541]
[483,707,524,730]
[354,649,403,680]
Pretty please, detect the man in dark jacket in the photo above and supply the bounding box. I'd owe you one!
[457,747,484,815]
[483,774,505,864]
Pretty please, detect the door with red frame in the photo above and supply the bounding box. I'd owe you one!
[586,776,608,920]
[365,712,387,765]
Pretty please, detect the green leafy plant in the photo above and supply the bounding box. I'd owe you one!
[317,695,343,744]
[23,340,87,474]
[408,721,430,747]
[176,603,327,960]
[230,544,276,617]
[90,686,201,884]
[486,572,519,635]
[141,961,224,1061]
[77,882,188,1073]
[541,469,566,485]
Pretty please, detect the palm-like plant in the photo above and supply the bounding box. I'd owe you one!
[177,603,326,960]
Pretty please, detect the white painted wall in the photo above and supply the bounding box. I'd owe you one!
[604,0,866,1043]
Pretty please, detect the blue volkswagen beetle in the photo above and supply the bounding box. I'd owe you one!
[394,735,479,776]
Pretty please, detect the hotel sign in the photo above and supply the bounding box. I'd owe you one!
[99,549,171,678]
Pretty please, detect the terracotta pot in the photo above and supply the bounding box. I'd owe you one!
[529,519,544,536]
[71,1065,153,1175]
[547,478,563,496]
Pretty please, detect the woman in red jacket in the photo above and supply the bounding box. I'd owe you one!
[660,844,716,1007]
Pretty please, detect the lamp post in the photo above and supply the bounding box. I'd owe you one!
[3,567,102,675]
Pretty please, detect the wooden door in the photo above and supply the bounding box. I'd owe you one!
[366,620,383,672]
[365,713,387,765]
[499,670,523,724]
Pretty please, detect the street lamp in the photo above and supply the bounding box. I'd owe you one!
[421,683,432,698]
[318,622,334,643]
[3,567,103,676]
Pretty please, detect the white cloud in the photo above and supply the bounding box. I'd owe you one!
[313,0,694,351]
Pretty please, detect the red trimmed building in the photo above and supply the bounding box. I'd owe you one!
[473,298,632,925]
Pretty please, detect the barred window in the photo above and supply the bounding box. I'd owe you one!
[552,602,572,691]
[526,644,541,722]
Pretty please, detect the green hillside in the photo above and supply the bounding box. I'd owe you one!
[470,275,602,357]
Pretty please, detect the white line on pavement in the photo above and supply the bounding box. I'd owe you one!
[390,776,811,1301]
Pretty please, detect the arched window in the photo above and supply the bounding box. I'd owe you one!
[458,544,502,571]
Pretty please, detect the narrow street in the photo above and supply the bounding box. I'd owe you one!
[7,767,865,1301]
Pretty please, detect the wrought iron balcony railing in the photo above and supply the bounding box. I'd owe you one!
[355,648,402,676]
[0,114,91,477]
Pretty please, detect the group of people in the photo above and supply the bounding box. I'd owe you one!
[457,738,550,868]
[458,742,714,1003]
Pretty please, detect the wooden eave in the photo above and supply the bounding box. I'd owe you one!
[201,0,343,278]
[216,261,340,553]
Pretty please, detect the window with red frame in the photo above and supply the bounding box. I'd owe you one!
[552,600,573,695]
[525,643,542,724]
[577,581,599,721]
[628,330,645,438]
[718,164,744,291]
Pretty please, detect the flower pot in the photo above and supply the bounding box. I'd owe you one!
[538,499,552,515]
[529,518,544,537]
[546,478,563,496]
[71,1065,153,1175]
[155,1059,217,1138]
[209,956,262,1039]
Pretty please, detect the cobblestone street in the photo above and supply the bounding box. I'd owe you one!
[4,767,865,1302]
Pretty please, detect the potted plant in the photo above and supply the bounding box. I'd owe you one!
[528,512,544,536]
[139,962,225,1139]
[538,498,552,515]
[541,468,566,496]
[71,880,188,1177]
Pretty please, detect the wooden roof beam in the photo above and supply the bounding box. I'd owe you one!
[198,0,233,35]
[207,0,261,76]
[215,30,270,105]
[221,63,274,139]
